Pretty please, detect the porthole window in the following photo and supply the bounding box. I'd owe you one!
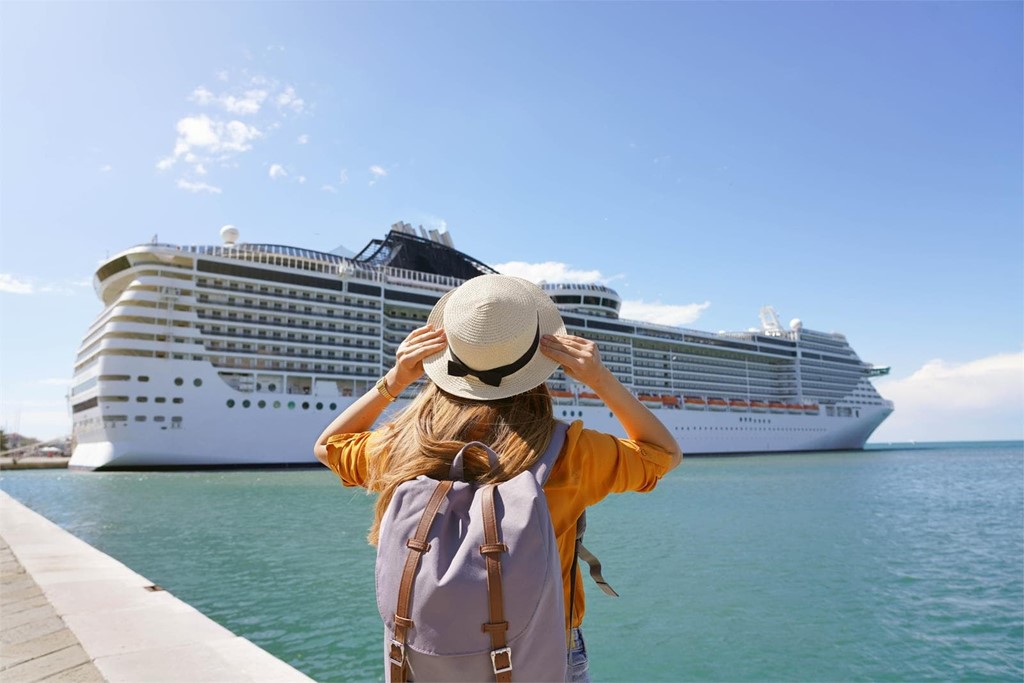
[174,378,184,386]
[242,400,251,408]
[258,400,266,408]
[316,402,323,410]
[194,379,202,387]
[273,401,281,409]
[288,401,296,409]
[302,402,310,410]
[329,403,337,411]
[269,383,277,392]
[227,399,235,408]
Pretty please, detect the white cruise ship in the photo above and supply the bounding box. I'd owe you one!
[69,222,893,470]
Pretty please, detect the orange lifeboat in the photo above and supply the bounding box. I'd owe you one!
[578,391,602,405]
[786,404,803,413]
[661,395,681,408]
[769,402,786,413]
[750,400,768,412]
[638,394,663,408]
[803,404,819,414]
[707,397,728,411]
[728,398,749,411]
[684,396,706,410]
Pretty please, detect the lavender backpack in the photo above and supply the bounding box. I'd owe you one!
[375,422,569,683]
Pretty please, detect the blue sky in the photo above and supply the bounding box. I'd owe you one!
[1,1,1021,443]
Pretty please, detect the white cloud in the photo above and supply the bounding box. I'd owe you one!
[159,75,308,193]
[176,179,222,194]
[494,260,606,284]
[0,274,33,294]
[339,169,349,185]
[297,175,306,184]
[276,86,305,113]
[872,351,1024,442]
[157,114,262,174]
[369,165,387,186]
[619,300,711,326]
[269,163,288,179]
[297,134,309,145]
[321,185,337,193]
[190,86,268,115]
[0,275,90,296]
[98,164,112,173]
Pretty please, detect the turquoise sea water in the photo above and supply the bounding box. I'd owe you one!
[2,441,1022,682]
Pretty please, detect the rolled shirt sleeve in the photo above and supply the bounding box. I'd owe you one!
[323,431,374,487]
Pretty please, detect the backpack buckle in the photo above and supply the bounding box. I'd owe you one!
[389,640,406,667]
[490,647,512,675]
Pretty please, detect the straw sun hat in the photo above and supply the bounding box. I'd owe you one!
[423,274,566,401]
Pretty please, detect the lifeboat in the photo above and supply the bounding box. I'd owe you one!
[578,391,602,405]
[769,402,786,413]
[684,396,706,410]
[707,397,728,411]
[786,404,803,413]
[803,404,819,414]
[750,400,768,412]
[661,395,681,408]
[638,394,663,408]
[728,399,749,411]
[549,389,574,403]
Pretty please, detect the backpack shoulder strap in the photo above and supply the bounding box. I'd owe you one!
[528,421,569,487]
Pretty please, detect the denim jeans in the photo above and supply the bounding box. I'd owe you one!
[567,627,591,683]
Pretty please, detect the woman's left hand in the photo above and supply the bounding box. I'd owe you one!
[393,324,447,388]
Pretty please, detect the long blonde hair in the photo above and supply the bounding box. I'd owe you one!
[364,382,555,544]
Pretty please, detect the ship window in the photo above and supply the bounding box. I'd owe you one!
[288,401,296,409]
[258,400,266,409]
[583,296,601,305]
[138,376,150,382]
[136,397,148,403]
[243,400,251,408]
[154,416,165,422]
[227,399,235,408]
[174,377,184,386]
[302,402,310,410]
[171,417,182,423]
[135,416,146,422]
[172,398,183,404]
[194,379,202,387]
[330,403,337,411]
[273,401,281,409]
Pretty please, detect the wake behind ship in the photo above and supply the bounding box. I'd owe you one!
[69,223,893,470]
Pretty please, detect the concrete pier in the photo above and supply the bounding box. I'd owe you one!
[0,492,315,682]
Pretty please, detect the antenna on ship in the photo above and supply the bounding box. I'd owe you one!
[759,306,784,335]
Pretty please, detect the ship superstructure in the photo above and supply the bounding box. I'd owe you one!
[69,223,893,469]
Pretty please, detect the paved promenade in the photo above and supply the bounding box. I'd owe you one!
[0,492,315,682]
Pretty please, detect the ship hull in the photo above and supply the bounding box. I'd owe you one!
[69,359,892,470]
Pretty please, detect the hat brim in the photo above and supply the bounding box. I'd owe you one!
[423,277,566,401]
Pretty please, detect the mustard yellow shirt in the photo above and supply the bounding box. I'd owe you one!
[324,420,675,631]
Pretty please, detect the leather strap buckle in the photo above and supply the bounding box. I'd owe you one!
[389,640,405,667]
[490,646,512,675]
